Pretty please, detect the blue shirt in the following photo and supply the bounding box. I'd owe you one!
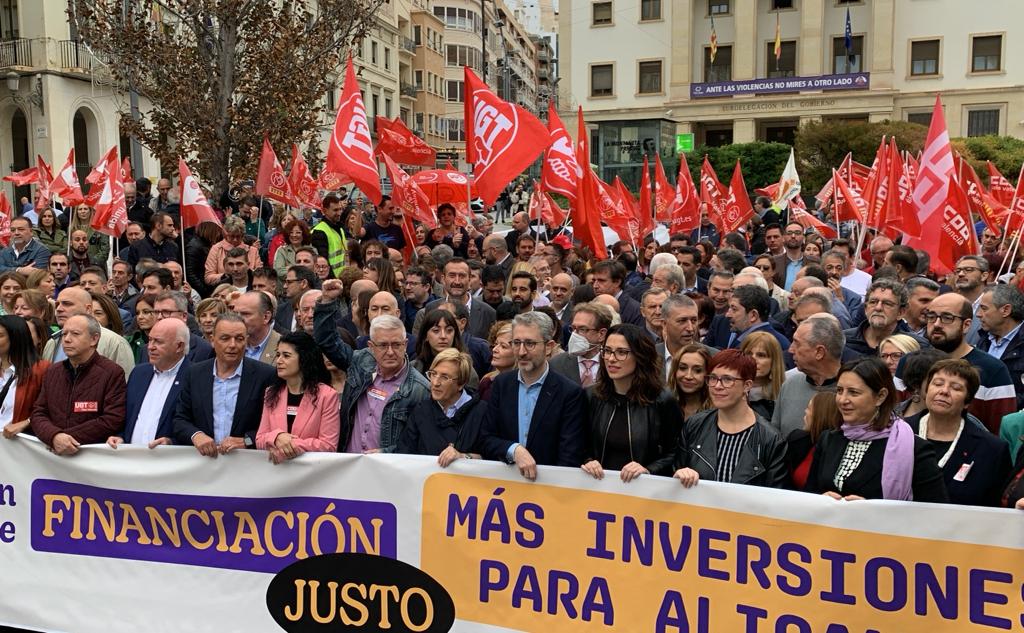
[245,329,273,361]
[211,361,243,442]
[441,390,473,419]
[784,256,804,291]
[505,365,550,461]
[987,322,1023,360]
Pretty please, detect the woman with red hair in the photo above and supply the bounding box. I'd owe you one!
[672,349,788,488]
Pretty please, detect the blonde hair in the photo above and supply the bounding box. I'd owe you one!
[739,331,785,400]
[430,348,472,386]
[879,333,921,356]
[505,261,536,296]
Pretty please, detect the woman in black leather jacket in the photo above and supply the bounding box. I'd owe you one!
[581,324,683,481]
[673,349,788,488]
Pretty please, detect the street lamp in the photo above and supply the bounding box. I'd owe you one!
[5,71,44,116]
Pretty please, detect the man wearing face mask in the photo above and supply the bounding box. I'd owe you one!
[549,302,612,386]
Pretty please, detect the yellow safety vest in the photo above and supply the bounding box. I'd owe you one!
[311,221,348,275]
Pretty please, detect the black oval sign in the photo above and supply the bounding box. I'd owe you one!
[266,553,455,633]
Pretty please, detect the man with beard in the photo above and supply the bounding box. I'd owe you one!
[548,273,574,322]
[68,230,100,279]
[981,228,1001,256]
[954,255,988,344]
[924,292,1014,433]
[843,279,926,356]
[401,266,436,333]
[508,271,537,314]
[413,258,496,339]
[773,222,815,291]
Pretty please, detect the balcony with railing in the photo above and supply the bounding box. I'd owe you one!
[0,38,32,69]
[400,82,417,98]
[58,40,106,72]
[402,37,417,53]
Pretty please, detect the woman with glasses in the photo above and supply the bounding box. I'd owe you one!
[398,349,485,461]
[878,333,920,376]
[752,254,789,309]
[412,309,479,391]
[804,357,947,502]
[204,215,260,286]
[669,344,712,421]
[672,349,787,488]
[478,321,514,401]
[739,331,785,420]
[580,324,683,482]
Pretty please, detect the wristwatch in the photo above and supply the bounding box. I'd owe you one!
[243,436,254,448]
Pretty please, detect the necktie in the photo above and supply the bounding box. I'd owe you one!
[581,359,597,387]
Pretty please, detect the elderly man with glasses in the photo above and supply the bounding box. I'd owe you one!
[314,279,430,454]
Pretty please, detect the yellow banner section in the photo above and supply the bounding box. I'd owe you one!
[420,473,1024,633]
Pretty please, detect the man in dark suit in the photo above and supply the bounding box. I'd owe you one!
[108,319,191,449]
[275,265,318,334]
[147,291,214,364]
[977,285,1024,408]
[772,222,818,291]
[172,313,277,456]
[550,302,612,386]
[413,257,496,339]
[478,312,586,479]
[591,260,644,327]
[723,285,790,350]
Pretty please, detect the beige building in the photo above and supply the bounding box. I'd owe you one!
[409,8,448,155]
[1,2,161,204]
[561,0,1024,186]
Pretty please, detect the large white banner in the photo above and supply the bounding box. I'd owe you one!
[1,435,1024,633]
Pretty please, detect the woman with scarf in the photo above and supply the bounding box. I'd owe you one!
[804,357,947,502]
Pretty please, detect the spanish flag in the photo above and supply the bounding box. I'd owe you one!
[773,13,781,67]
[710,15,718,63]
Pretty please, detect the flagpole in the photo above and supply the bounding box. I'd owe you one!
[180,229,188,283]
[996,228,1021,281]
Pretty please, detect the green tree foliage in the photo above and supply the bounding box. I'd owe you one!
[958,136,1024,186]
[681,142,793,190]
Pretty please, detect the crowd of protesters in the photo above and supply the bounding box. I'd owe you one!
[5,175,1024,512]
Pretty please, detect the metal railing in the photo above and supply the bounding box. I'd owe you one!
[400,82,417,97]
[402,37,417,52]
[59,39,104,71]
[0,38,31,68]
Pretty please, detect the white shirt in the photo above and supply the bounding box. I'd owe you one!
[0,366,17,427]
[130,357,185,445]
[841,268,872,299]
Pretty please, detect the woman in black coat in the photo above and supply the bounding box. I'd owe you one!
[185,221,222,298]
[903,359,1011,507]
[580,324,683,481]
[397,349,484,464]
[805,357,947,503]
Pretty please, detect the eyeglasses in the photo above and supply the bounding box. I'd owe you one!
[954,267,980,275]
[569,325,598,335]
[510,339,541,351]
[785,230,803,236]
[425,371,456,384]
[369,341,405,351]
[921,311,964,325]
[866,298,898,309]
[706,374,739,387]
[138,309,155,316]
[880,352,904,362]
[154,309,184,318]
[283,278,300,284]
[600,347,632,361]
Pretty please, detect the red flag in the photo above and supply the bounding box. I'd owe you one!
[957,154,1006,234]
[2,166,37,186]
[323,56,381,204]
[613,176,642,245]
[930,172,978,275]
[904,151,919,185]
[464,67,550,206]
[669,159,700,235]
[815,153,869,205]
[988,161,1015,207]
[906,95,955,252]
[34,156,53,211]
[722,160,754,234]
[374,117,436,167]
[288,145,322,210]
[256,136,298,207]
[653,154,675,222]
[120,157,133,184]
[48,148,86,207]
[859,137,891,230]
[1004,164,1024,238]
[596,176,634,245]
[791,206,838,239]
[0,192,11,246]
[832,167,867,223]
[178,159,221,229]
[884,137,921,238]
[528,181,567,227]
[570,110,606,260]
[444,159,456,171]
[637,156,654,237]
[83,146,119,207]
[541,102,581,201]
[382,153,435,227]
[91,152,128,237]
[699,157,728,237]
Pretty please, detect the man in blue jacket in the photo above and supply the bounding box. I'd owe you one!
[0,216,50,274]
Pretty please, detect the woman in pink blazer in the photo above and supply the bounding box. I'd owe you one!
[257,331,341,462]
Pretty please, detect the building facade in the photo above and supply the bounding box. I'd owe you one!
[561,0,1024,185]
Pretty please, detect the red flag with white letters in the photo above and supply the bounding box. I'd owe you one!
[49,148,86,207]
[541,102,581,201]
[382,153,435,227]
[0,191,11,246]
[885,137,921,238]
[374,117,437,167]
[91,151,128,236]
[120,157,133,183]
[699,157,728,237]
[256,136,298,207]
[637,156,654,237]
[570,111,607,260]
[722,160,754,234]
[34,156,54,211]
[988,161,1015,207]
[653,154,675,223]
[464,67,550,206]
[832,167,867,224]
[83,146,119,208]
[322,56,381,204]
[669,159,700,235]
[932,172,978,275]
[528,181,567,227]
[288,145,322,211]
[178,159,222,229]
[905,95,955,252]
[956,154,1006,234]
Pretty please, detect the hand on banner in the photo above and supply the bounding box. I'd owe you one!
[274,432,297,460]
[268,447,286,464]
[219,436,246,454]
[148,437,172,449]
[52,433,80,456]
[673,467,700,488]
[107,436,124,449]
[1016,498,1024,510]
[581,459,604,480]
[619,461,649,483]
[2,419,29,439]
[363,448,382,454]
[320,279,344,302]
[513,445,537,481]
[438,444,462,467]
[192,432,218,458]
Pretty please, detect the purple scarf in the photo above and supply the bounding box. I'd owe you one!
[840,416,915,501]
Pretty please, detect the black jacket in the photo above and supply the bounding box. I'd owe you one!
[976,328,1024,409]
[672,409,788,487]
[185,235,213,297]
[171,358,277,447]
[397,396,486,457]
[905,411,1012,507]
[126,234,181,268]
[842,321,929,357]
[804,427,949,502]
[583,389,682,476]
